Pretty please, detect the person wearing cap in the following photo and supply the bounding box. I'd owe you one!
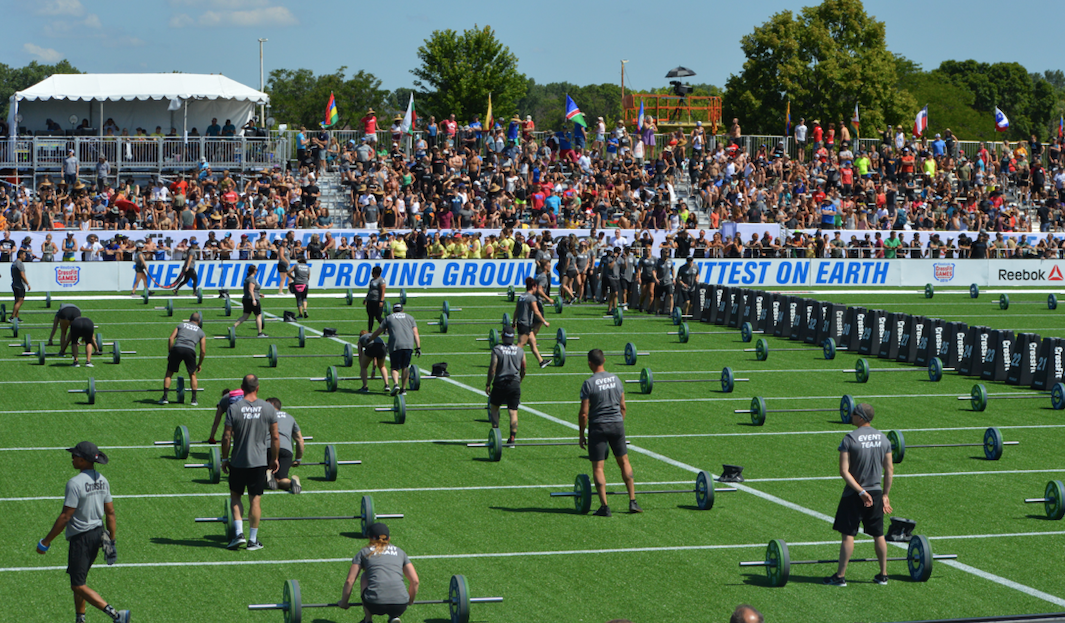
[207,387,244,445]
[265,397,304,494]
[288,257,312,319]
[9,247,31,322]
[338,522,419,621]
[159,312,206,406]
[233,264,267,338]
[369,303,421,396]
[487,325,527,444]
[356,329,390,394]
[365,265,387,332]
[38,441,130,623]
[222,374,280,550]
[513,276,552,368]
[579,349,639,517]
[824,402,894,587]
[171,238,199,295]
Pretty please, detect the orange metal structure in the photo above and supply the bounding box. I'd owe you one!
[622,93,721,133]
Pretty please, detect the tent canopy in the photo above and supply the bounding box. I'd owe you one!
[13,73,268,104]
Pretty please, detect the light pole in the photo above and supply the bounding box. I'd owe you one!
[258,38,268,125]
[621,60,629,126]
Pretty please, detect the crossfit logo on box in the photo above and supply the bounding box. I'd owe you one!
[933,263,955,282]
[54,267,80,288]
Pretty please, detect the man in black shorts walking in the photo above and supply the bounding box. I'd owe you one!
[578,349,639,517]
[266,398,303,494]
[637,247,657,313]
[486,326,526,444]
[222,374,279,550]
[676,256,699,317]
[10,248,30,321]
[37,441,130,623]
[513,277,552,368]
[65,315,96,368]
[825,402,894,586]
[160,312,206,406]
[365,265,386,331]
[369,303,421,396]
[49,303,81,349]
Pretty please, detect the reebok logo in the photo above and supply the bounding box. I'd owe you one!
[1051,266,1064,281]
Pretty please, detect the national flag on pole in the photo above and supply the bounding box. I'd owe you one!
[994,107,1010,132]
[785,101,791,136]
[637,99,645,131]
[1059,115,1063,139]
[400,93,416,135]
[485,94,493,130]
[321,92,338,128]
[851,103,860,129]
[913,105,929,137]
[565,95,586,127]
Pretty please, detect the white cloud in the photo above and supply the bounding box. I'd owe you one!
[82,14,101,28]
[24,43,64,63]
[169,13,195,27]
[44,14,102,37]
[170,0,270,7]
[199,6,297,27]
[37,0,84,16]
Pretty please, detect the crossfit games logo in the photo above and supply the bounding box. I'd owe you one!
[55,266,80,288]
[933,263,955,282]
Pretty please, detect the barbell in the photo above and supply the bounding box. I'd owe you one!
[550,342,647,367]
[247,575,501,623]
[428,312,511,333]
[745,337,837,361]
[68,376,188,405]
[735,395,857,426]
[625,366,748,395]
[995,293,1058,310]
[739,536,954,587]
[1024,480,1065,520]
[605,306,673,327]
[196,495,400,541]
[843,356,952,383]
[668,321,758,344]
[467,428,628,462]
[887,427,1017,464]
[156,424,314,460]
[22,339,133,365]
[158,297,231,317]
[184,444,358,483]
[477,327,576,349]
[959,382,1065,412]
[310,365,442,393]
[374,394,488,424]
[254,343,354,368]
[216,325,320,348]
[549,471,736,514]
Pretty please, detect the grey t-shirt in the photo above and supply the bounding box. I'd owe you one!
[243,274,260,301]
[275,410,301,454]
[382,312,417,351]
[173,321,206,352]
[620,255,635,281]
[364,203,380,223]
[367,277,385,302]
[639,257,657,280]
[838,426,890,497]
[657,258,675,284]
[491,343,524,381]
[353,544,412,605]
[575,251,590,272]
[63,470,112,539]
[534,271,549,292]
[291,263,311,286]
[678,263,698,289]
[11,258,26,286]
[225,397,278,469]
[513,293,536,327]
[580,371,624,426]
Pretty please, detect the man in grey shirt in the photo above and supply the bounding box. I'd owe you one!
[364,201,380,229]
[38,441,130,623]
[370,303,421,396]
[161,312,206,406]
[619,246,635,309]
[10,248,29,321]
[365,265,386,331]
[486,327,527,444]
[578,349,638,517]
[676,256,699,317]
[513,277,552,368]
[222,374,279,551]
[826,402,894,587]
[655,250,676,316]
[266,397,304,494]
[63,149,79,187]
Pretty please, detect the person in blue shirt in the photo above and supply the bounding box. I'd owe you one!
[469,116,482,140]
[507,116,520,144]
[606,136,619,161]
[931,134,946,158]
[544,192,561,215]
[573,122,587,152]
[820,201,837,228]
[221,119,236,136]
[426,116,438,149]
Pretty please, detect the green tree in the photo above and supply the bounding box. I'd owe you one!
[936,60,1056,140]
[722,0,913,136]
[411,25,527,123]
[0,60,81,119]
[515,80,622,131]
[266,67,387,130]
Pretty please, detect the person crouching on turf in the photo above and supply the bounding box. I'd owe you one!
[369,303,420,396]
[357,329,389,394]
[208,388,245,444]
[49,303,81,349]
[233,264,266,337]
[266,398,303,494]
[288,257,312,319]
[160,312,206,406]
[338,522,419,623]
[578,348,639,516]
[65,316,96,368]
[487,326,526,445]
[514,276,552,368]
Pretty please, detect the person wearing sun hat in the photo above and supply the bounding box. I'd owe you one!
[38,441,130,623]
[361,108,378,145]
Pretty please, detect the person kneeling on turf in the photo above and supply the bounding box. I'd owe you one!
[160,312,206,406]
[338,522,419,623]
[357,329,389,394]
[265,398,303,494]
[486,326,526,445]
[578,348,639,516]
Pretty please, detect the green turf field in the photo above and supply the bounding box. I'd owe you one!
[1,287,1063,623]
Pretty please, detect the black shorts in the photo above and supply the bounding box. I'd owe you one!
[390,348,413,371]
[605,277,620,296]
[659,283,674,296]
[167,346,197,375]
[67,526,103,587]
[70,317,94,344]
[490,378,522,410]
[516,323,532,337]
[621,279,632,294]
[293,285,308,304]
[677,287,694,305]
[228,465,268,497]
[12,286,25,302]
[565,269,578,280]
[833,490,885,537]
[276,449,293,481]
[278,263,289,275]
[587,421,627,462]
[242,298,261,315]
[366,300,383,318]
[641,275,655,286]
[363,342,387,360]
[361,592,408,618]
[56,307,81,322]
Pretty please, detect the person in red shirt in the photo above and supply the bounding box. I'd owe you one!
[812,120,823,151]
[169,174,188,199]
[899,148,916,181]
[442,114,458,148]
[840,162,854,197]
[360,109,377,145]
[530,188,546,211]
[826,122,836,154]
[522,115,535,142]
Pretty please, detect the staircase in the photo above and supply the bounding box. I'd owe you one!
[317,170,352,227]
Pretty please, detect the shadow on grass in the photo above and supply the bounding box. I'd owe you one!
[489,506,576,515]
[740,571,915,587]
[432,441,474,446]
[339,531,367,540]
[1026,514,1056,520]
[151,535,227,548]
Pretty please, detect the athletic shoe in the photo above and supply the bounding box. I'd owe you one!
[390,386,400,397]
[190,400,198,406]
[399,389,406,396]
[507,434,515,445]
[226,533,246,550]
[302,313,308,319]
[823,574,846,587]
[388,617,401,623]
[257,333,267,338]
[71,361,80,368]
[291,475,302,494]
[382,385,391,393]
[592,505,612,517]
[628,499,644,514]
[355,387,369,394]
[873,574,888,585]
[539,358,552,369]
[115,610,130,623]
[157,399,169,405]
[266,470,278,490]
[245,540,263,551]
[85,362,94,368]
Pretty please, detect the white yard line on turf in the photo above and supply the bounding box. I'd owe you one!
[4,531,1065,573]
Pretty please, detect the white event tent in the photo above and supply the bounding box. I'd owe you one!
[8,73,269,137]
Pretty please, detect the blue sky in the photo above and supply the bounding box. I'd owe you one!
[8,0,1063,97]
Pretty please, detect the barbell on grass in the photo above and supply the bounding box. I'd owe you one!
[668,321,760,344]
[0,298,57,321]
[626,366,748,395]
[478,327,576,349]
[22,339,133,365]
[887,427,1016,464]
[739,536,954,587]
[310,365,440,393]
[374,394,488,424]
[1024,480,1065,520]
[549,342,647,367]
[254,343,354,368]
[844,356,953,383]
[197,495,401,542]
[959,382,1065,412]
[994,293,1059,310]
[550,471,736,514]
[184,446,222,483]
[670,306,695,325]
[467,428,627,462]
[184,444,359,483]
[159,297,231,317]
[68,376,188,405]
[735,395,857,426]
[745,337,837,361]
[157,424,314,460]
[428,312,511,333]
[217,325,319,348]
[605,306,671,327]
[248,575,500,623]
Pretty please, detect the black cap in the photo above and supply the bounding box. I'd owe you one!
[367,522,389,539]
[501,326,515,343]
[392,303,403,312]
[67,441,108,465]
